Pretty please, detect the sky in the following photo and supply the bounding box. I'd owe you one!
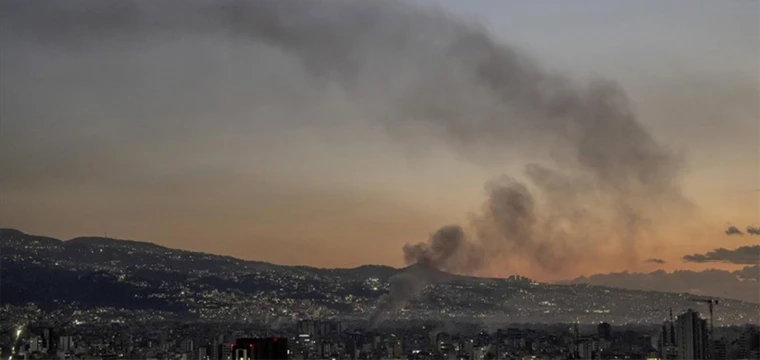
[0,0,758,282]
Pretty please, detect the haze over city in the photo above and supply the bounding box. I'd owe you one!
[1,0,757,283]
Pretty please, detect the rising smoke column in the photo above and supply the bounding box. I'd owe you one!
[195,0,689,325]
[213,1,690,268]
[238,1,693,325]
[402,226,483,274]
[5,0,694,326]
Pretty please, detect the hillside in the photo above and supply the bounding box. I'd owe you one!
[2,228,758,325]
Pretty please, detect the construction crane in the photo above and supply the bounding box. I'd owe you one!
[690,297,719,358]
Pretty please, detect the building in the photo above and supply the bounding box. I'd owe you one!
[735,326,760,359]
[711,339,727,360]
[220,342,232,360]
[195,346,208,360]
[181,339,195,354]
[661,320,676,346]
[675,309,708,360]
[232,337,288,360]
[58,335,74,352]
[659,320,678,360]
[28,335,43,353]
[319,341,336,359]
[210,343,221,360]
[578,339,593,359]
[42,327,56,354]
[297,319,342,338]
[597,322,611,341]
[297,320,316,336]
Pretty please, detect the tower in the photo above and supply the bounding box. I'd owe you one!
[675,309,708,360]
[597,322,611,341]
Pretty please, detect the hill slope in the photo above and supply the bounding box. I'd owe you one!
[2,228,758,325]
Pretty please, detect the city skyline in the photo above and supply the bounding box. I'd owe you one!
[1,0,758,283]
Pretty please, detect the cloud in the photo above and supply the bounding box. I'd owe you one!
[733,265,759,281]
[682,245,759,265]
[565,266,759,303]
[725,225,744,236]
[645,258,666,264]
[746,226,760,235]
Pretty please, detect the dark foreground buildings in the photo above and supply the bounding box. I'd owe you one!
[232,337,288,360]
[597,322,611,341]
[5,316,759,360]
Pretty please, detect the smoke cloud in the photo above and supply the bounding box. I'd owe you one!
[682,245,760,265]
[646,258,666,264]
[402,226,483,274]
[746,226,760,235]
[369,272,428,328]
[725,225,744,236]
[3,0,694,325]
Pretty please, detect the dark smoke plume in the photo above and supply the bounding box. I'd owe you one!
[746,226,760,235]
[3,0,693,327]
[725,225,744,236]
[645,258,666,264]
[369,271,429,328]
[402,226,483,274]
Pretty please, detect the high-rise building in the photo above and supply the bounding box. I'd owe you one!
[675,309,708,360]
[345,332,362,360]
[181,339,195,354]
[573,323,580,342]
[661,321,676,345]
[42,328,55,354]
[58,335,74,352]
[210,343,220,360]
[196,346,208,360]
[597,322,612,341]
[578,339,593,359]
[320,341,335,359]
[659,320,678,360]
[220,343,232,360]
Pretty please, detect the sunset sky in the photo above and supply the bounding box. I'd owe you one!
[1,0,757,281]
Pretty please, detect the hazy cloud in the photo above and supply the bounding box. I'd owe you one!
[746,226,760,235]
[733,265,759,281]
[566,266,759,303]
[725,225,744,236]
[682,245,759,265]
[645,258,666,264]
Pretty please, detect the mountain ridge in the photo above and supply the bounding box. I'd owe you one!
[2,227,759,325]
[2,227,754,295]
[0,227,399,274]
